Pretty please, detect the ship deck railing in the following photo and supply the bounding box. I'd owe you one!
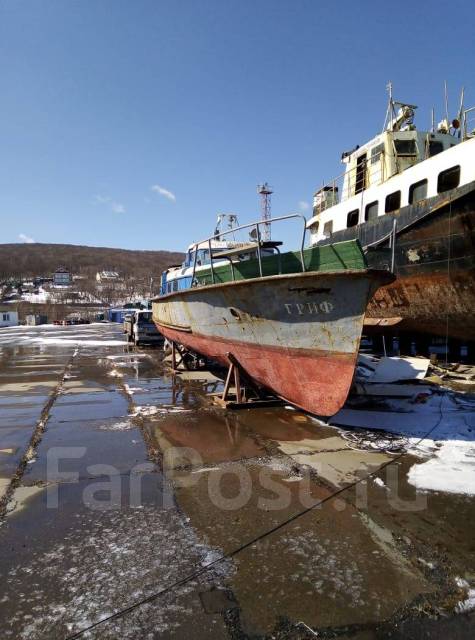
[462,106,475,140]
[186,216,369,288]
[314,153,386,217]
[190,214,308,285]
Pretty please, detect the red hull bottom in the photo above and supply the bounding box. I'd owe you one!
[159,327,356,416]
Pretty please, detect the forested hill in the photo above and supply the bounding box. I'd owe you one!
[0,243,184,279]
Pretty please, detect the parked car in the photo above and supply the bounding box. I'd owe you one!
[124,310,163,346]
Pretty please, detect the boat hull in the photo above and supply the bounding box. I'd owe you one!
[153,270,390,416]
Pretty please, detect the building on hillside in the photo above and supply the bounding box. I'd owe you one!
[53,267,71,286]
[96,270,122,283]
[25,314,48,326]
[0,308,19,327]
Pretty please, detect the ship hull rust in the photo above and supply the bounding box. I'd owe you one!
[318,182,475,341]
[153,270,392,416]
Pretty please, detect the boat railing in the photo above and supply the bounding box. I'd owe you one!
[462,106,475,140]
[313,154,385,217]
[190,213,308,285]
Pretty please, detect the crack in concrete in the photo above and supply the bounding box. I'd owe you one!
[0,347,80,518]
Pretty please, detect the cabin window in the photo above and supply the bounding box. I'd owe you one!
[172,279,178,292]
[394,138,417,156]
[409,179,428,204]
[323,220,333,238]
[365,201,379,221]
[312,221,319,235]
[385,190,401,213]
[371,144,384,164]
[428,140,444,157]
[437,166,460,193]
[346,209,359,228]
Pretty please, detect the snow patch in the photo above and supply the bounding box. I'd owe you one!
[407,441,475,495]
[130,405,192,417]
[31,337,125,346]
[455,577,475,613]
[99,420,135,432]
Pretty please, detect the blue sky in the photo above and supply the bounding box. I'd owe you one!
[1,0,473,251]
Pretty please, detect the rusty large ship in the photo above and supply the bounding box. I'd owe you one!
[152,215,392,416]
[306,86,475,345]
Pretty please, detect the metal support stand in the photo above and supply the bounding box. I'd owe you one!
[168,340,206,372]
[171,341,186,371]
[211,352,284,410]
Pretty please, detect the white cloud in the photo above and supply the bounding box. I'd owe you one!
[94,194,125,213]
[151,184,176,202]
[19,233,35,243]
[298,200,310,211]
[94,194,111,205]
[111,202,125,214]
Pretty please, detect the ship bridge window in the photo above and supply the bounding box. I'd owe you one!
[394,138,417,156]
[371,144,384,164]
[365,201,379,221]
[385,190,401,213]
[428,140,444,157]
[323,220,333,238]
[437,165,460,193]
[409,179,428,204]
[346,209,359,228]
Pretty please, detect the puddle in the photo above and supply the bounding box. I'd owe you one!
[1,323,475,638]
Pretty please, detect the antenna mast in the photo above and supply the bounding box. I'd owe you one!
[257,182,273,241]
[382,81,396,132]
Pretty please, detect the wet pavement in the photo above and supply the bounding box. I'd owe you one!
[0,323,474,639]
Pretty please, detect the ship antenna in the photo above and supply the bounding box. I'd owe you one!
[382,81,396,132]
[457,86,465,139]
[257,182,273,241]
[444,80,450,127]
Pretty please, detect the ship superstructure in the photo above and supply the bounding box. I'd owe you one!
[308,93,475,244]
[306,87,475,345]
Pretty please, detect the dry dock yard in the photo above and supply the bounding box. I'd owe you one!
[1,323,475,639]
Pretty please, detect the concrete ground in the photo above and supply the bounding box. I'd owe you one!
[0,323,474,639]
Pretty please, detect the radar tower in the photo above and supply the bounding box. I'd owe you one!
[257,182,273,241]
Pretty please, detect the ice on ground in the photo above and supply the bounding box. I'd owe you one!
[124,384,143,395]
[331,391,475,496]
[31,337,125,346]
[4,506,232,638]
[99,420,135,431]
[407,441,475,495]
[105,354,150,361]
[455,577,475,613]
[373,477,388,490]
[107,369,124,378]
[130,405,192,417]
